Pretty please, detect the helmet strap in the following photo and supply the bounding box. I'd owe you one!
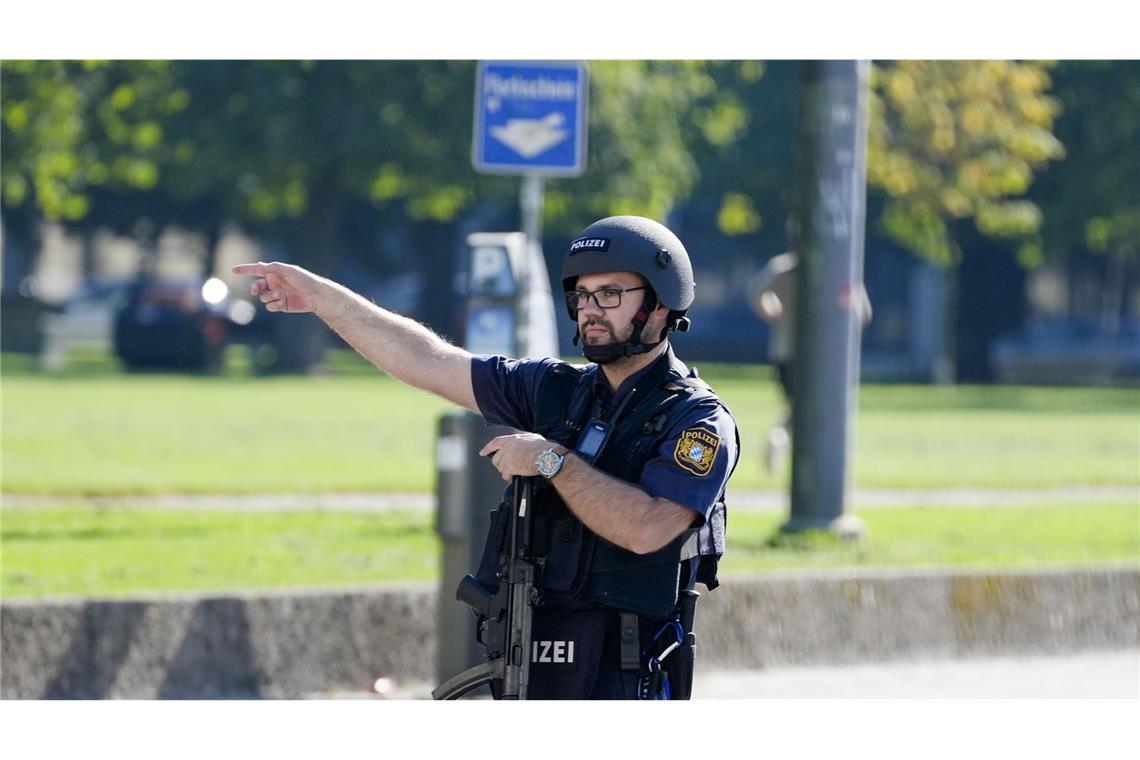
[582,290,664,365]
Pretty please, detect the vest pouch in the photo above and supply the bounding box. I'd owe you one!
[474,506,509,591]
[587,536,685,620]
[541,516,587,592]
[532,489,597,609]
[694,501,727,590]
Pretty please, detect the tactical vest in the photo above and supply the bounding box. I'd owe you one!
[474,357,735,620]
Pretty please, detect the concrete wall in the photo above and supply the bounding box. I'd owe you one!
[698,566,1140,669]
[3,566,1137,699]
[1,586,436,699]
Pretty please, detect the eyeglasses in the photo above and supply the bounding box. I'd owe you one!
[565,286,648,311]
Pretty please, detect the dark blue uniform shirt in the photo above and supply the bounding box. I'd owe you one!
[470,346,738,526]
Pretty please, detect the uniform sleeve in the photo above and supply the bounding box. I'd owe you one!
[470,355,559,431]
[637,399,738,526]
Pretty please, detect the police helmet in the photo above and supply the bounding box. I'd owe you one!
[561,215,695,324]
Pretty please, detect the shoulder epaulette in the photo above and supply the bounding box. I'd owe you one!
[663,376,713,394]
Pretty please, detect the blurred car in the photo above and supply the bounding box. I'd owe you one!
[112,276,264,372]
[990,317,1140,385]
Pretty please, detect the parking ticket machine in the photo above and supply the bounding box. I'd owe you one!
[463,231,558,360]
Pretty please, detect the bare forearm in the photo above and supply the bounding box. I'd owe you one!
[551,452,695,554]
[313,278,477,411]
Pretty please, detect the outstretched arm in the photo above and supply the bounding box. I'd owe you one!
[232,262,478,412]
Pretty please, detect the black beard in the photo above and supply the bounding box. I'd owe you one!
[583,342,626,364]
[579,320,661,364]
[581,320,624,345]
[580,320,620,363]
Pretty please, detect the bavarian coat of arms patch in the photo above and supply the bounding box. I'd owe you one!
[673,426,721,477]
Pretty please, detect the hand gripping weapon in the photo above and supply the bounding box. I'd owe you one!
[432,476,537,700]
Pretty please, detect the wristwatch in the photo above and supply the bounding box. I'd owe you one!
[535,447,566,480]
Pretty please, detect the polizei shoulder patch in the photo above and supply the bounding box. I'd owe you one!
[568,237,610,255]
[673,426,721,477]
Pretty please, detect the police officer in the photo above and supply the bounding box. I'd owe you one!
[233,215,738,700]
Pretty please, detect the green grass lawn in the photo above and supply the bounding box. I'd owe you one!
[712,371,1140,490]
[3,352,1134,601]
[1,370,455,495]
[2,351,1138,495]
[0,506,439,599]
[2,501,1136,599]
[720,501,1140,574]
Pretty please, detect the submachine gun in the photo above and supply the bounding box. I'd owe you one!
[433,476,538,700]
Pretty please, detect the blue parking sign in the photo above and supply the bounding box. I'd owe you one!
[473,61,588,176]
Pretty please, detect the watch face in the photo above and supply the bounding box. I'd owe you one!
[537,449,562,477]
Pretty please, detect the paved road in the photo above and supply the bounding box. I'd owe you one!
[326,649,1139,700]
[692,649,1139,698]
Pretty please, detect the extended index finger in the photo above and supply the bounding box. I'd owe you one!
[231,262,269,277]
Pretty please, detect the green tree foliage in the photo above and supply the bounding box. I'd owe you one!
[1029,61,1140,264]
[689,60,777,240]
[683,61,1069,272]
[152,61,487,229]
[544,61,753,233]
[1,60,188,225]
[156,61,495,369]
[2,60,739,369]
[4,60,1094,275]
[644,60,790,275]
[3,61,735,244]
[866,60,1065,265]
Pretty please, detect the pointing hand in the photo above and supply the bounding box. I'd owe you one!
[231,262,322,314]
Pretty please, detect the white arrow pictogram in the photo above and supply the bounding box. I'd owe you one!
[490,112,569,159]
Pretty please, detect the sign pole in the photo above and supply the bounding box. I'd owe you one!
[518,174,544,353]
[438,61,588,687]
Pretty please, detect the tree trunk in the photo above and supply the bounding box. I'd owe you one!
[81,231,97,281]
[0,219,38,295]
[1100,251,1128,335]
[201,225,222,280]
[266,170,345,374]
[415,221,462,344]
[953,228,1027,383]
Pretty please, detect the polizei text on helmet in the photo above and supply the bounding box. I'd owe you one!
[569,237,610,254]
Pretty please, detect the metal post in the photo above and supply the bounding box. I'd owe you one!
[782,60,870,537]
[436,411,518,685]
[518,175,544,354]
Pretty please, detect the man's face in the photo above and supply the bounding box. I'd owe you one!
[573,271,661,346]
